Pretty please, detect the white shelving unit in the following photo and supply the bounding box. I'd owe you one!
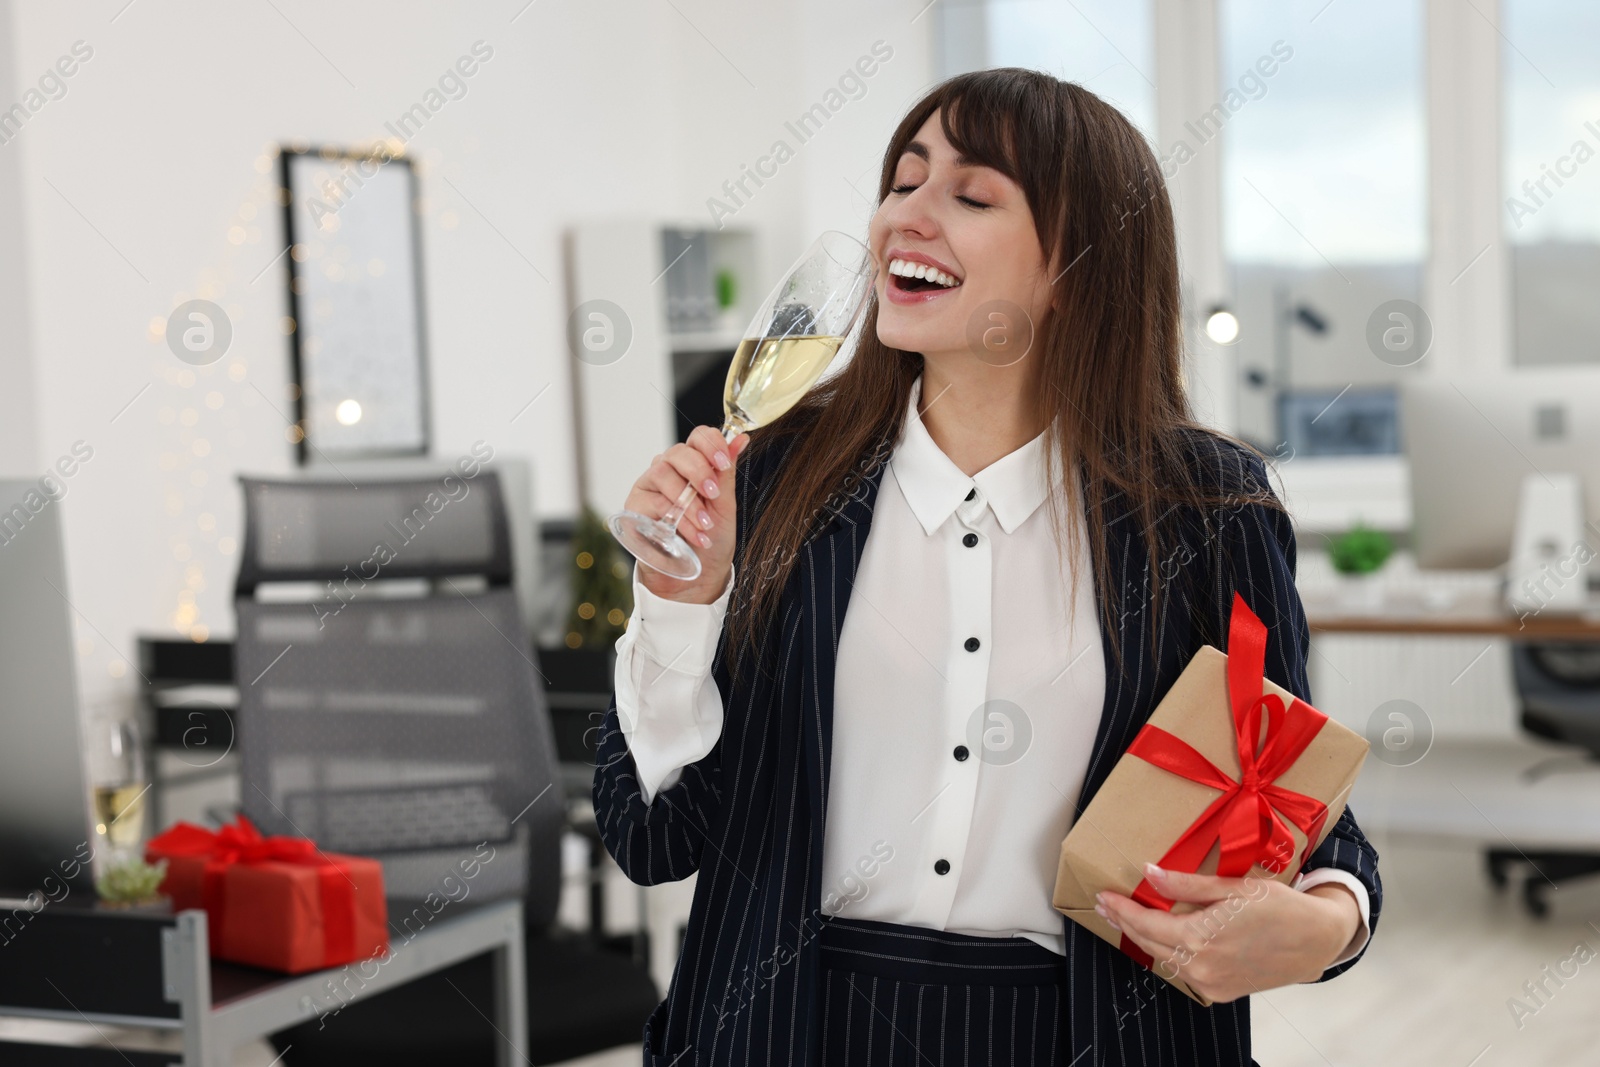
[565,220,759,517]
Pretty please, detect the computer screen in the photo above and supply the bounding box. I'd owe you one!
[1404,368,1600,569]
[0,481,93,900]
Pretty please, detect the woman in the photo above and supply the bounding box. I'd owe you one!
[595,68,1380,1067]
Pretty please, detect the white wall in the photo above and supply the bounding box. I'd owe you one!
[0,0,936,710]
[0,2,39,472]
[793,4,939,243]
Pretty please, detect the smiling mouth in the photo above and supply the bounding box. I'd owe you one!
[888,257,962,294]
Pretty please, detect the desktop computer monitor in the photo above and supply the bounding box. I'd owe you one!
[0,482,94,900]
[1403,367,1600,569]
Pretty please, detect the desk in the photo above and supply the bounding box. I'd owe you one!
[1303,589,1600,640]
[0,896,526,1067]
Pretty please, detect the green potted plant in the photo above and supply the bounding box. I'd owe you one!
[714,267,741,334]
[1328,524,1393,610]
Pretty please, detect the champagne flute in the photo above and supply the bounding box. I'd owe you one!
[609,230,875,580]
[88,718,148,858]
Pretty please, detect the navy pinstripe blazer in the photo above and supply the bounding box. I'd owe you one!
[594,426,1382,1067]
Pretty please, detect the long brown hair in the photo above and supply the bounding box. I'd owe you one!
[725,68,1276,684]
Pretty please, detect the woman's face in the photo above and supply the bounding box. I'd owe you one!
[870,110,1056,364]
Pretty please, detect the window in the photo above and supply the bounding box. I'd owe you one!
[1503,0,1600,365]
[1219,0,1426,455]
[936,0,1155,142]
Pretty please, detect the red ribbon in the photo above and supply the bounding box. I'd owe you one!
[1115,594,1330,970]
[147,815,357,964]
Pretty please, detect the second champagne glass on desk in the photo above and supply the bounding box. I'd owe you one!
[88,718,148,859]
[608,230,876,580]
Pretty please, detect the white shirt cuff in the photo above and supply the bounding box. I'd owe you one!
[613,563,734,803]
[631,562,734,673]
[1292,867,1372,974]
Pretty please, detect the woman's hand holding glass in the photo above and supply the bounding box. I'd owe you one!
[624,425,750,605]
[607,231,872,581]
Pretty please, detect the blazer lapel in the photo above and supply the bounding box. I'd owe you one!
[791,433,896,843]
[1073,475,1153,818]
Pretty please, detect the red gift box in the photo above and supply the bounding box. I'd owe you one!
[1053,594,1368,1004]
[146,816,389,974]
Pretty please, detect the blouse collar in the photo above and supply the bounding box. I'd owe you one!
[889,373,1057,536]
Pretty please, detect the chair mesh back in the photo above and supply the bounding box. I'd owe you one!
[235,473,512,591]
[232,472,563,930]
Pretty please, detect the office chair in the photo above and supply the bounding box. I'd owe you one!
[1486,641,1600,917]
[228,471,657,1064]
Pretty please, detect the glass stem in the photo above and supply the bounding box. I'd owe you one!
[658,423,742,531]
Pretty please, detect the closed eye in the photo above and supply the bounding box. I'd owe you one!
[888,183,991,210]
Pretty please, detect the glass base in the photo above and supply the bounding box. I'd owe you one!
[609,510,703,581]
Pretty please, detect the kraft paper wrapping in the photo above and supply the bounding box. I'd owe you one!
[1052,646,1368,1005]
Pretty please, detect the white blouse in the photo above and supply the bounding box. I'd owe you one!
[613,374,1369,962]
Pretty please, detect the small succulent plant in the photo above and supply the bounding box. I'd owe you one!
[95,857,168,906]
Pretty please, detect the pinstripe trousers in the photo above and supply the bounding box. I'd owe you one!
[817,917,1073,1066]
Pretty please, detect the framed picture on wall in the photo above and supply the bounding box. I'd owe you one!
[278,145,431,463]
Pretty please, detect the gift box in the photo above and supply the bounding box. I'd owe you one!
[1053,593,1368,1005]
[146,816,388,974]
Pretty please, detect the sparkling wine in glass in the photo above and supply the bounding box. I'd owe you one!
[609,231,875,580]
[89,719,148,855]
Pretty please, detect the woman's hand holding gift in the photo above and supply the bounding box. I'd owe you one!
[1094,862,1362,1004]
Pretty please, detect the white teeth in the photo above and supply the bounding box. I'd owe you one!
[888,258,960,288]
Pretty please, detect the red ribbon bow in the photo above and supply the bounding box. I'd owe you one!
[147,815,357,962]
[1115,594,1330,970]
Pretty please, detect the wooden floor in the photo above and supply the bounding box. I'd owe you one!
[1252,830,1600,1066]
